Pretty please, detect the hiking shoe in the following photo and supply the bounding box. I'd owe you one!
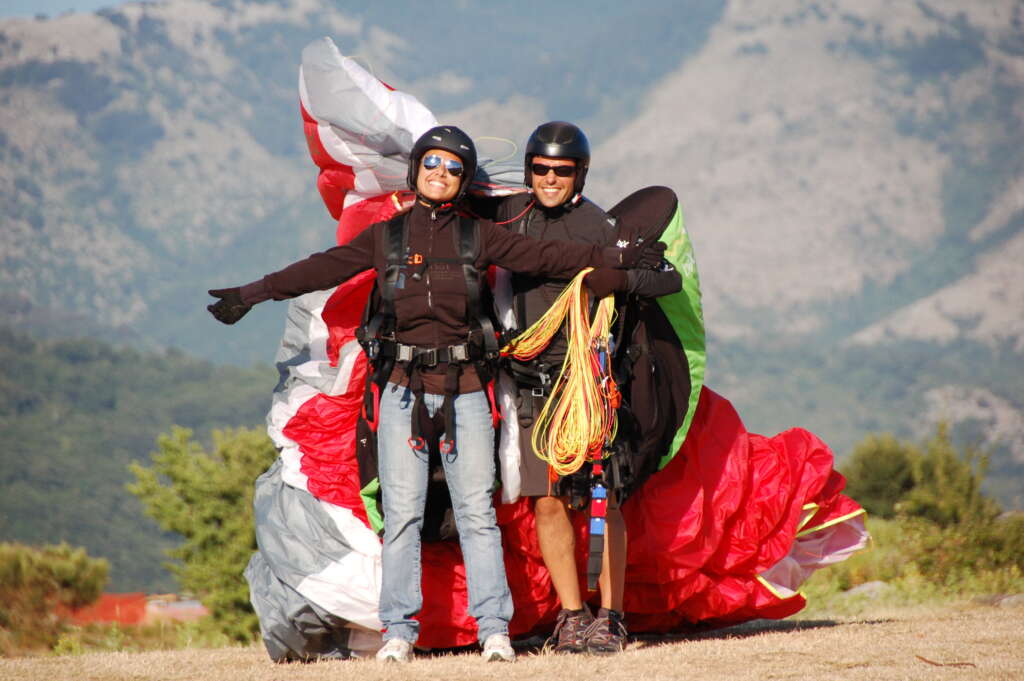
[548,607,594,654]
[481,633,515,662]
[585,608,627,655]
[376,637,413,662]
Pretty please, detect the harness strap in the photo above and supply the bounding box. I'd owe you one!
[513,208,535,334]
[361,215,407,353]
[405,356,432,454]
[439,363,462,457]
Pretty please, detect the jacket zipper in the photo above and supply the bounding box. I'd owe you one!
[426,213,436,347]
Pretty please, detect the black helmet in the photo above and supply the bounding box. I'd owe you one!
[407,125,478,203]
[524,121,590,195]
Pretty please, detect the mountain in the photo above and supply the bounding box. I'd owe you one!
[1,0,1022,551]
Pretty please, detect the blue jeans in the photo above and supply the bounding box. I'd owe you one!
[377,383,512,644]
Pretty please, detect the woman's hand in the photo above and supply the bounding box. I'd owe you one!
[207,288,252,325]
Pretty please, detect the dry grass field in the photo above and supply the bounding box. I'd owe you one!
[2,603,1021,681]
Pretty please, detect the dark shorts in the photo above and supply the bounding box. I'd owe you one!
[516,389,573,498]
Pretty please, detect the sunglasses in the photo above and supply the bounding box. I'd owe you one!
[531,162,576,178]
[422,154,465,177]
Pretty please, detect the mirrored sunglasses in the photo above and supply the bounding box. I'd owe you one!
[422,154,465,177]
[531,162,576,178]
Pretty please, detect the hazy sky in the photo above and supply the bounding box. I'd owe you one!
[0,0,129,18]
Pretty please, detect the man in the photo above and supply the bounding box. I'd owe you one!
[488,122,681,654]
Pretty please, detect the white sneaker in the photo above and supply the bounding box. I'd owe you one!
[481,633,515,662]
[376,637,413,663]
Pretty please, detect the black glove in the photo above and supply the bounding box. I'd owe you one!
[603,241,667,269]
[635,241,667,269]
[207,287,251,325]
[584,268,629,298]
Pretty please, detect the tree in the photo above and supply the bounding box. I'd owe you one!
[900,422,999,527]
[840,433,917,518]
[127,426,276,641]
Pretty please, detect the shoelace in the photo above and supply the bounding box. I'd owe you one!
[584,612,627,645]
[551,609,592,646]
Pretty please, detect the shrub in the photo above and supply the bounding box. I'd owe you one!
[0,542,108,654]
[841,433,917,518]
[898,422,1000,527]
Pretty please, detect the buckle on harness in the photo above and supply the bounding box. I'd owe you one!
[420,348,439,366]
[531,387,546,398]
[365,338,380,360]
[396,344,414,363]
[450,344,469,362]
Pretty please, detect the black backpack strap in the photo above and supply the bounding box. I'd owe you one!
[456,215,501,363]
[512,208,535,336]
[362,214,407,350]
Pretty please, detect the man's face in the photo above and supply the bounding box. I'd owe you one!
[530,155,576,208]
[416,148,463,203]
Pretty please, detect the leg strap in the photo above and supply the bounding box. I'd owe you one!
[439,363,462,459]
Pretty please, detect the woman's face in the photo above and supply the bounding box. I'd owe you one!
[416,148,463,203]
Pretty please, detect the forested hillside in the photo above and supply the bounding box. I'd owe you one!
[0,325,275,590]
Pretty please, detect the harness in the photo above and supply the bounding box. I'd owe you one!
[357,211,502,459]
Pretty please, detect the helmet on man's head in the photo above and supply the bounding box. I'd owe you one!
[407,125,478,202]
[524,121,590,195]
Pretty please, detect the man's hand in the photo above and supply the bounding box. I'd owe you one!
[603,241,667,269]
[634,241,667,269]
[583,268,628,299]
[207,287,251,325]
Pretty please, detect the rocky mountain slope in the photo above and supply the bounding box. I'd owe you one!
[590,0,1023,344]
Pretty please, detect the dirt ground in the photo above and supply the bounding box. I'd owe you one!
[2,602,1021,681]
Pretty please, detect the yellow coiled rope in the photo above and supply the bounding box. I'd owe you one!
[502,268,620,476]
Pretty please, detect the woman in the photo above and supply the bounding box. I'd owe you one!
[208,125,657,662]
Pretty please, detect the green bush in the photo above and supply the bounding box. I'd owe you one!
[0,542,108,655]
[803,424,1024,614]
[842,422,1000,525]
[841,433,917,518]
[127,426,276,642]
[898,422,1000,527]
